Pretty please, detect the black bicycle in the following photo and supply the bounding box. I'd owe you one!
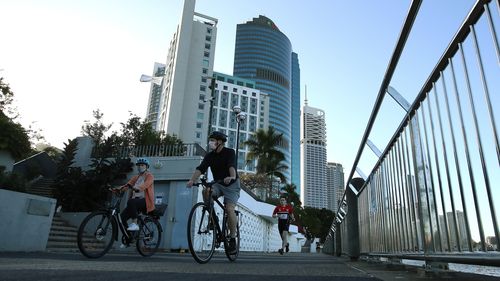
[187,177,241,263]
[77,188,165,258]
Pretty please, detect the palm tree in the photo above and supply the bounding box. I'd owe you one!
[244,126,288,199]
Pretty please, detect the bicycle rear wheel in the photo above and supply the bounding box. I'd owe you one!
[224,212,240,261]
[136,217,162,257]
[187,202,216,263]
[77,211,116,258]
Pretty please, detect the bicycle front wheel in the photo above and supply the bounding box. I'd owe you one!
[187,202,216,263]
[136,217,162,257]
[77,211,116,258]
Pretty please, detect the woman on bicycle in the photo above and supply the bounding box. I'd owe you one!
[186,131,240,255]
[117,158,155,232]
[272,196,295,255]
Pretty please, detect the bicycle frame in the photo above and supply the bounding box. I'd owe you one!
[201,181,240,246]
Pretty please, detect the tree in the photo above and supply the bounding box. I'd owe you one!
[300,207,335,242]
[244,126,288,199]
[0,77,16,118]
[81,109,112,147]
[54,138,133,212]
[0,78,32,160]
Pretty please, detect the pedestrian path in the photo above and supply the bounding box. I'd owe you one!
[0,251,498,281]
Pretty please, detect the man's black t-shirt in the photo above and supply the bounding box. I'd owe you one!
[196,147,237,183]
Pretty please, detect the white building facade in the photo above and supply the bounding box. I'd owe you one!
[300,100,328,209]
[209,72,269,174]
[146,0,218,145]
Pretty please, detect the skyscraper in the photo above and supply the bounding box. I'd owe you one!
[145,62,166,130]
[291,52,301,191]
[326,162,344,211]
[301,99,327,209]
[149,0,218,145]
[233,15,298,184]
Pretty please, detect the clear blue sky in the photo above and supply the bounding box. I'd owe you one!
[0,0,476,171]
[1,0,498,241]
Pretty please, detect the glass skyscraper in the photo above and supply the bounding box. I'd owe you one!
[291,52,301,190]
[233,15,298,184]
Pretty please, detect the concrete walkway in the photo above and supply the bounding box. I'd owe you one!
[0,251,498,281]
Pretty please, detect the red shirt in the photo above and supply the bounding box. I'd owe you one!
[273,205,293,220]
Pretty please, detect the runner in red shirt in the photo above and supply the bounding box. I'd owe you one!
[272,196,295,255]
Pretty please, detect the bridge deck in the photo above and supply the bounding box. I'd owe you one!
[0,251,497,281]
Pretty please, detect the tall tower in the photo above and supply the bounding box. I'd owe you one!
[233,15,295,183]
[291,52,301,191]
[301,97,328,209]
[145,62,166,130]
[326,162,344,211]
[153,0,218,145]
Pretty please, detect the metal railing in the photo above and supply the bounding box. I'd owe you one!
[92,143,206,158]
[327,0,499,267]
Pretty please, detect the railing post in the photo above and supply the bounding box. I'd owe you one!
[346,177,363,260]
[409,114,437,253]
[335,221,342,257]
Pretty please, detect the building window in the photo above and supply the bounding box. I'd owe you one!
[203,59,209,67]
[223,85,228,90]
[200,85,206,91]
[204,51,210,58]
[197,112,204,120]
[205,43,211,49]
[207,28,212,34]
[198,103,205,110]
[233,88,237,93]
[202,68,208,74]
[206,35,212,41]
[196,131,202,138]
[196,122,203,129]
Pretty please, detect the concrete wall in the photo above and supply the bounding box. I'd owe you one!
[0,189,56,251]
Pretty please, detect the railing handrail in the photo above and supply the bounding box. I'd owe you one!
[339,0,423,212]
[357,0,492,196]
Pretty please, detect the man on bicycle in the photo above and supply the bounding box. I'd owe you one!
[186,131,240,254]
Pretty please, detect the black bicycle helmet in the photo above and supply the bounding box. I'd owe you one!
[209,131,227,142]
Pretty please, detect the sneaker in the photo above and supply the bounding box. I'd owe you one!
[227,238,237,254]
[119,243,128,249]
[278,248,284,255]
[127,223,139,231]
[285,243,289,253]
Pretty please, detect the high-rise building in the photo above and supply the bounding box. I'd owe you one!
[145,62,166,130]
[209,71,269,174]
[149,0,218,145]
[301,98,327,209]
[233,15,298,184]
[291,52,301,191]
[327,162,344,211]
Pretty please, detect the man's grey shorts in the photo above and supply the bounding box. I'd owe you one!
[211,178,241,205]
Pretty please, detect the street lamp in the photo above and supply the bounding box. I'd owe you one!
[232,105,246,170]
